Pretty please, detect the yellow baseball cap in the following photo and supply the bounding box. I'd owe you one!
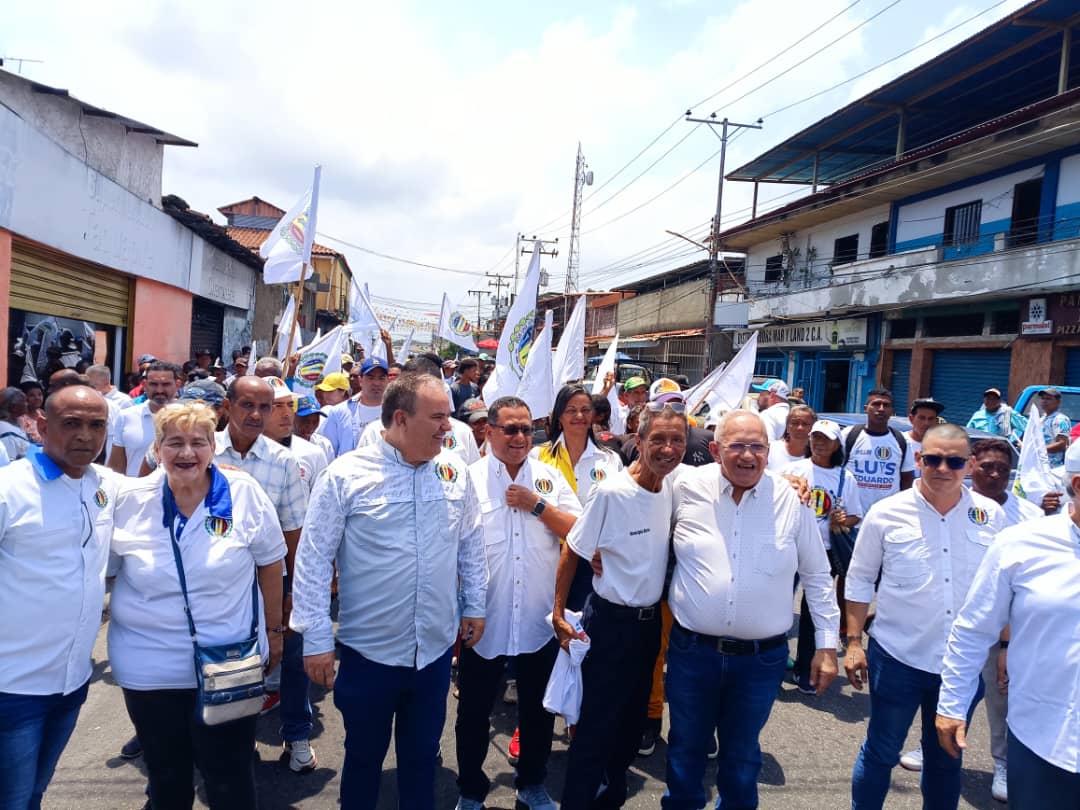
[315,371,351,392]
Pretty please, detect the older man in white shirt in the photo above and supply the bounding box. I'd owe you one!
[845,423,1008,810]
[936,439,1080,810]
[0,385,117,809]
[455,396,580,810]
[662,410,839,810]
[290,373,487,810]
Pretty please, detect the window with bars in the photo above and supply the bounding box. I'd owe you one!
[943,200,982,246]
[764,254,784,282]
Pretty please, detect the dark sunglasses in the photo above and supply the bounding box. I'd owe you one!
[645,400,686,414]
[920,454,968,470]
[489,423,532,437]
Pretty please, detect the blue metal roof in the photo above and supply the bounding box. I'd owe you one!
[727,0,1080,185]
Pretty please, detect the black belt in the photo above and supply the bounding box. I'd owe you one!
[674,622,787,656]
[591,594,659,622]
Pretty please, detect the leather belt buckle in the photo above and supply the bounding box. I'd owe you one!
[638,606,656,621]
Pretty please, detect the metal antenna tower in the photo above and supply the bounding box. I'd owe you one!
[563,143,593,323]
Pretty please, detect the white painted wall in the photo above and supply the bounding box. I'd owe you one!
[1057,153,1080,207]
[894,165,1044,246]
[745,203,891,284]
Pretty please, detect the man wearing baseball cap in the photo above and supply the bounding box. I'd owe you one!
[1038,387,1072,468]
[318,357,390,457]
[294,396,334,461]
[904,397,945,457]
[753,378,791,442]
[314,371,351,408]
[611,376,649,435]
[966,388,1026,446]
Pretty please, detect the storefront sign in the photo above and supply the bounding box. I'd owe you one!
[733,318,868,350]
[1047,293,1080,336]
[1020,321,1053,336]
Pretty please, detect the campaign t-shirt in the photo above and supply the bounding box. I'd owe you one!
[783,459,864,549]
[841,427,914,512]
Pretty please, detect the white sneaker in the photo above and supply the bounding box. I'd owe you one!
[503,679,518,705]
[285,739,317,773]
[516,784,557,810]
[899,747,923,771]
[991,762,1007,802]
[455,797,483,810]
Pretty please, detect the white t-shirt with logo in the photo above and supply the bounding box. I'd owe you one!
[783,459,864,549]
[841,427,915,512]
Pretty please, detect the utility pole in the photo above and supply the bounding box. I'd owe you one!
[564,143,595,325]
[467,289,486,334]
[514,236,559,305]
[487,272,513,334]
[685,112,762,371]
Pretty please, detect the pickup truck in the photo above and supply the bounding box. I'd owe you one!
[1013,385,1080,422]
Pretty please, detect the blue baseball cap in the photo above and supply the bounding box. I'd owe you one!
[295,396,325,418]
[361,357,389,376]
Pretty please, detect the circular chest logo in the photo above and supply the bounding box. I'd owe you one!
[809,487,833,518]
[967,507,989,526]
[874,445,892,460]
[535,478,554,495]
[205,516,233,538]
[442,434,458,450]
[93,488,109,509]
[590,467,606,483]
[435,462,459,483]
[298,352,328,383]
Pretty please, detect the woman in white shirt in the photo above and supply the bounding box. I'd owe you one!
[108,402,286,810]
[767,404,816,472]
[783,419,862,693]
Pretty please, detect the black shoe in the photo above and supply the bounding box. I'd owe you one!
[638,720,661,757]
[120,735,142,760]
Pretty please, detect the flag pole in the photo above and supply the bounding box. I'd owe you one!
[285,268,307,360]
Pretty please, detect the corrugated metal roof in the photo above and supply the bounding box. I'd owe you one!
[727,0,1079,185]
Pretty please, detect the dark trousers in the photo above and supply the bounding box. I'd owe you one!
[122,688,257,810]
[1008,729,1080,810]
[562,594,661,810]
[334,644,452,810]
[455,639,559,799]
[794,593,815,679]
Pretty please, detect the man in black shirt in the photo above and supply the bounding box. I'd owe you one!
[451,358,481,417]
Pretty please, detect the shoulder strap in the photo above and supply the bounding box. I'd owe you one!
[843,425,863,460]
[889,426,908,464]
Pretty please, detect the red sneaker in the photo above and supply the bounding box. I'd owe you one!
[260,691,281,715]
[507,728,521,764]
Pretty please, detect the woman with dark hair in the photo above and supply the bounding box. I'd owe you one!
[767,404,816,471]
[532,384,623,610]
[783,419,863,693]
[17,381,45,444]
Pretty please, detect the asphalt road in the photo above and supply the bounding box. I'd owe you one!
[46,605,1005,810]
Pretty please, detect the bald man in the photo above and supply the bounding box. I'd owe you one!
[0,385,120,809]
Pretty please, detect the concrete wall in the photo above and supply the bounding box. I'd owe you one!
[222,306,252,363]
[0,229,9,382]
[616,278,708,335]
[132,278,192,363]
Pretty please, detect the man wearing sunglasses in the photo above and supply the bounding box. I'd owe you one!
[845,423,1008,810]
[454,397,581,810]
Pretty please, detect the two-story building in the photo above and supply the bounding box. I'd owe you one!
[718,0,1079,419]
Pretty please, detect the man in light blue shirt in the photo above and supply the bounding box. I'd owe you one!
[290,372,487,810]
[966,387,1026,445]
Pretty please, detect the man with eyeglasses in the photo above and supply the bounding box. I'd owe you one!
[0,384,118,808]
[454,397,581,810]
[844,423,1008,810]
[662,410,839,810]
[555,400,688,810]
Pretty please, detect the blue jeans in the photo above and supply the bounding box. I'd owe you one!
[334,644,452,810]
[851,637,984,810]
[279,630,312,742]
[662,624,788,810]
[1008,729,1080,810]
[0,680,89,810]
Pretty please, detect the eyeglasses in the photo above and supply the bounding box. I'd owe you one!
[920,454,969,470]
[723,442,769,455]
[489,423,532,437]
[645,400,686,414]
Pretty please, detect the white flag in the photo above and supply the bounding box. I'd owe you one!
[1014,402,1060,503]
[438,293,479,352]
[482,245,542,404]
[399,329,415,360]
[249,341,257,366]
[687,332,758,417]
[260,166,321,284]
[684,362,727,413]
[275,296,297,359]
[517,311,554,417]
[593,334,625,433]
[345,277,381,335]
[551,295,586,397]
[290,326,344,399]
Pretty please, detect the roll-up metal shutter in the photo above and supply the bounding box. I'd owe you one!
[930,349,1011,425]
[10,241,130,326]
[190,298,224,360]
[1065,348,1080,387]
[889,350,912,414]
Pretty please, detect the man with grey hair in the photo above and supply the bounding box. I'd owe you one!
[663,410,839,809]
[253,356,285,379]
[85,364,132,411]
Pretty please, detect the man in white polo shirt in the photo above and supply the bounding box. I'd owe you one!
[844,423,1008,810]
[108,361,181,477]
[455,396,580,810]
[753,378,791,442]
[0,384,117,808]
[554,402,688,810]
[662,410,839,810]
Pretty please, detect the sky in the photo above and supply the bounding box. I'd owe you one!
[4,0,1030,328]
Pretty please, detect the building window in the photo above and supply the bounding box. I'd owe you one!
[869,221,889,258]
[888,318,916,339]
[990,309,1020,334]
[755,356,785,378]
[923,312,984,338]
[764,254,783,282]
[833,234,859,266]
[943,200,982,246]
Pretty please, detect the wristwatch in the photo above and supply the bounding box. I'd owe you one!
[531,498,548,517]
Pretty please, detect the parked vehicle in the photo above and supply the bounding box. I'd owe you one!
[1012,385,1080,422]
